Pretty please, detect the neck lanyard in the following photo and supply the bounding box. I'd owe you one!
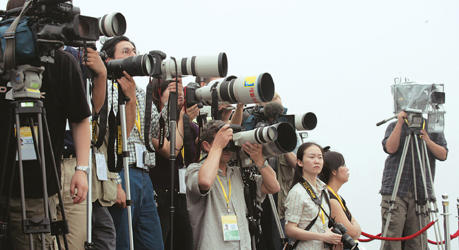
[300,177,328,230]
[217,175,232,213]
[327,185,346,212]
[135,99,141,137]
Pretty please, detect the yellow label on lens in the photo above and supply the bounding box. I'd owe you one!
[243,76,256,88]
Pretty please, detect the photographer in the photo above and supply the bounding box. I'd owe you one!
[149,79,199,249]
[58,45,121,249]
[318,148,361,243]
[380,111,447,250]
[185,120,280,249]
[101,36,164,250]
[284,143,342,250]
[0,0,91,248]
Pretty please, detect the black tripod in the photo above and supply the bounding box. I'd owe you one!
[0,99,70,250]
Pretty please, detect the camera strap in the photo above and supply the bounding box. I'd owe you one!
[183,113,192,165]
[287,178,332,249]
[93,93,108,149]
[144,77,156,152]
[0,0,33,71]
[194,114,207,162]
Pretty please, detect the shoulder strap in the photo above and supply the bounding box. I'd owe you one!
[290,211,320,249]
[2,0,33,71]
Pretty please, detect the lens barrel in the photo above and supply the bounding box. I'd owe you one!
[233,125,278,146]
[295,112,317,131]
[99,12,127,37]
[161,52,227,79]
[262,122,297,157]
[195,73,275,105]
[106,54,153,79]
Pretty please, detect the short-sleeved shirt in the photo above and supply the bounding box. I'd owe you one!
[380,121,448,198]
[0,49,90,197]
[186,161,266,250]
[285,179,330,250]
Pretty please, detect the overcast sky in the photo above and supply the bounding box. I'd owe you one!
[75,0,459,248]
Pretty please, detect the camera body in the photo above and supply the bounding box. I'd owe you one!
[327,221,358,250]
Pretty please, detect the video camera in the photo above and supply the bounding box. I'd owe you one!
[392,80,445,133]
[0,0,127,99]
[185,73,275,108]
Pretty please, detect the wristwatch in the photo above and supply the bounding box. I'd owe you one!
[257,160,269,170]
[75,165,90,174]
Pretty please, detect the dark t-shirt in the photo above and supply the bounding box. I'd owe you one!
[150,122,199,190]
[0,49,90,198]
[328,190,352,222]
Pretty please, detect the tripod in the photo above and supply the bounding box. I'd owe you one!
[0,99,70,250]
[380,127,444,250]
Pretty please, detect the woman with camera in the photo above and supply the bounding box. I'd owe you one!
[319,148,361,244]
[284,142,343,250]
[149,78,200,249]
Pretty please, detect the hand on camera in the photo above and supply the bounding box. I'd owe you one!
[186,104,200,121]
[82,47,107,77]
[242,142,264,167]
[419,129,431,143]
[322,228,342,245]
[70,171,88,204]
[213,124,233,150]
[332,242,344,250]
[118,71,136,101]
[219,104,233,122]
[397,111,408,124]
[168,77,183,94]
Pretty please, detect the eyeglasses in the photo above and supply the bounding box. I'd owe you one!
[121,48,137,55]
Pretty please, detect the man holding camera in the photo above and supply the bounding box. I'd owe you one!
[0,1,91,249]
[380,111,448,250]
[185,120,280,249]
[101,35,167,250]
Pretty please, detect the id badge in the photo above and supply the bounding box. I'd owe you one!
[221,214,240,241]
[95,153,108,181]
[178,168,186,194]
[16,126,37,161]
[135,143,146,168]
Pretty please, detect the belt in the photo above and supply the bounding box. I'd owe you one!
[129,163,150,173]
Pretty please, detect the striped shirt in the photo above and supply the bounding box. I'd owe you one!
[107,81,166,169]
[285,179,331,250]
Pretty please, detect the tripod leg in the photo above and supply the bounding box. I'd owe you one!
[380,134,411,250]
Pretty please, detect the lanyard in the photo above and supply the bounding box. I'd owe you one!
[327,185,346,212]
[318,206,326,230]
[217,175,232,213]
[135,99,141,137]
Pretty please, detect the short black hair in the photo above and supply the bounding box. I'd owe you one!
[319,149,345,184]
[201,120,226,152]
[100,36,135,59]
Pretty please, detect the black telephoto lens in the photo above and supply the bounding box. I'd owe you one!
[107,54,153,79]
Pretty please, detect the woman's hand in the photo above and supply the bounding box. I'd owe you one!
[321,228,342,245]
[186,104,200,121]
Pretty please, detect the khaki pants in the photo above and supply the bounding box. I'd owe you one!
[2,195,58,250]
[380,190,429,250]
[56,157,87,250]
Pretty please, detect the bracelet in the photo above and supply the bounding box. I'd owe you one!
[257,160,269,170]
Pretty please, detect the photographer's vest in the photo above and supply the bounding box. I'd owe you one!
[91,118,117,206]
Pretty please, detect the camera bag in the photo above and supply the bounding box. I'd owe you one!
[0,0,38,72]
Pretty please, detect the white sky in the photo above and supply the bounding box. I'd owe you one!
[77,0,459,249]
